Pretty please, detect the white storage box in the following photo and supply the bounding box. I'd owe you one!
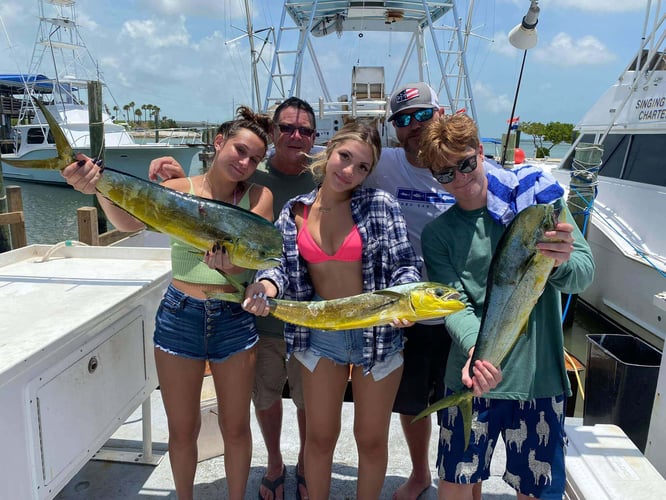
[565,419,666,499]
[0,244,171,500]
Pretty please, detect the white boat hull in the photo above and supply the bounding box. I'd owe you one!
[1,144,203,184]
[549,168,666,348]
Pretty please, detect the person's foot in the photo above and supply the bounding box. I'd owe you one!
[258,463,286,500]
[295,462,309,500]
[392,472,431,500]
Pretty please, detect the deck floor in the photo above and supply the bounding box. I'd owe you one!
[55,303,619,499]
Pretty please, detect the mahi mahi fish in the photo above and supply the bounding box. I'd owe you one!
[2,98,282,270]
[412,203,560,450]
[209,282,464,329]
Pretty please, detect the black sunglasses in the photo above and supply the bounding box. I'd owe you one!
[430,153,478,184]
[393,108,435,128]
[277,123,316,137]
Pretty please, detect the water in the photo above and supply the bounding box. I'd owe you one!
[4,155,205,245]
[7,180,97,245]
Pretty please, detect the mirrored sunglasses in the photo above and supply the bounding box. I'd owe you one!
[430,153,478,184]
[277,123,316,137]
[393,108,435,128]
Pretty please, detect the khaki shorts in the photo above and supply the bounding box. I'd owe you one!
[252,336,304,410]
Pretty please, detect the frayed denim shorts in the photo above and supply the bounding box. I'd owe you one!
[154,283,258,363]
[294,326,403,381]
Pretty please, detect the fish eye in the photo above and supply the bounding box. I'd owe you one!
[434,288,445,297]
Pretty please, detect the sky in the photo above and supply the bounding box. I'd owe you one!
[0,0,655,138]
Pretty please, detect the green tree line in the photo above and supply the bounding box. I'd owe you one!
[519,121,577,158]
[103,102,178,129]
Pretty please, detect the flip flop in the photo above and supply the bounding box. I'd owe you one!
[295,463,307,500]
[258,464,286,500]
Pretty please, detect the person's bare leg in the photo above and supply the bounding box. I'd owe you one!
[393,415,433,499]
[352,364,403,499]
[296,407,308,499]
[256,399,285,500]
[301,359,348,500]
[154,349,205,500]
[438,480,476,500]
[211,347,256,500]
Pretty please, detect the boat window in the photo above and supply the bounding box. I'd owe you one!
[27,127,46,144]
[622,134,666,186]
[597,134,627,179]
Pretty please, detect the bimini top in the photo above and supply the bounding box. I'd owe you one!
[285,0,453,36]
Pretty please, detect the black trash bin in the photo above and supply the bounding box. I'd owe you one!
[583,334,662,452]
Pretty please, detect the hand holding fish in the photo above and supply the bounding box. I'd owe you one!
[62,154,103,194]
[149,156,186,182]
[462,348,503,397]
[242,280,276,316]
[537,221,575,267]
[204,242,240,274]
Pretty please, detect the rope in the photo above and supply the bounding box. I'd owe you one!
[38,240,89,263]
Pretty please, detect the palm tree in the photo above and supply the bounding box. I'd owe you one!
[122,104,130,123]
[112,105,119,121]
[134,108,142,124]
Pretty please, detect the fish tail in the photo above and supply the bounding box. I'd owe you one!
[4,97,74,170]
[411,390,474,450]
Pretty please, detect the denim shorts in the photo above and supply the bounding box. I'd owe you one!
[294,326,403,381]
[154,283,258,363]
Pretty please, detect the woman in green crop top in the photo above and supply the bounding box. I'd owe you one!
[62,106,274,500]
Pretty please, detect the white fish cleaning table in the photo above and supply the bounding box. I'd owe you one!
[0,244,171,500]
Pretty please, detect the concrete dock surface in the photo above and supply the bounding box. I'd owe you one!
[56,390,517,499]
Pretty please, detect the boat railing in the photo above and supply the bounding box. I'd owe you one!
[129,128,204,145]
[316,96,388,121]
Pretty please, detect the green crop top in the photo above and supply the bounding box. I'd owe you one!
[170,178,256,286]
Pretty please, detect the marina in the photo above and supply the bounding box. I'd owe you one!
[1,0,666,498]
[0,0,204,185]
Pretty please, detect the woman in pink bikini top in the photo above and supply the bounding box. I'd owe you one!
[242,121,422,499]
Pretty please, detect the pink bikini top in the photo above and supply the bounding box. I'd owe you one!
[297,204,362,264]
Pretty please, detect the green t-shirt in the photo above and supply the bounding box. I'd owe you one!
[421,202,595,400]
[249,157,316,337]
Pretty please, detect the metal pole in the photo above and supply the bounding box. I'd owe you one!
[501,49,527,167]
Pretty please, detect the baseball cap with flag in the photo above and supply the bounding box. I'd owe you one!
[388,82,440,122]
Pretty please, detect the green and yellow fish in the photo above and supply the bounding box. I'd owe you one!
[3,98,282,270]
[210,282,464,329]
[412,203,560,450]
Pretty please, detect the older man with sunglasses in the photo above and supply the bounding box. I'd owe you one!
[365,82,485,500]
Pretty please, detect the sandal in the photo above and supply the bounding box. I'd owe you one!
[295,463,307,500]
[258,464,286,500]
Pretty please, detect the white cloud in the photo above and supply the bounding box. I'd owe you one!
[140,0,244,18]
[533,32,615,67]
[473,81,513,114]
[545,0,647,13]
[121,16,190,49]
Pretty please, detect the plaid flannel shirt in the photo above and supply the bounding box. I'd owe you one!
[256,186,421,372]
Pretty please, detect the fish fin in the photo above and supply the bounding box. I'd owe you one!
[411,390,473,423]
[373,290,404,299]
[215,269,247,295]
[460,395,473,451]
[206,291,244,303]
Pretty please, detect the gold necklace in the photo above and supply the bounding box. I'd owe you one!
[203,173,238,204]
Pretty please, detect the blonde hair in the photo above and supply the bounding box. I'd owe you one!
[418,114,480,169]
[308,121,382,183]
